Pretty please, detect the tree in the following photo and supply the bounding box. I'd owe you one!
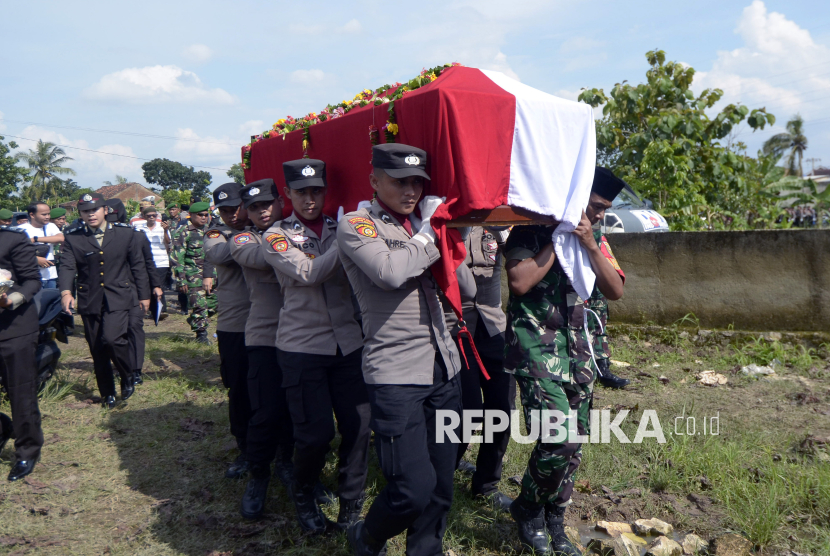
[578,50,776,230]
[762,115,808,177]
[103,175,130,186]
[141,158,211,200]
[14,140,77,202]
[227,163,246,185]
[0,136,27,209]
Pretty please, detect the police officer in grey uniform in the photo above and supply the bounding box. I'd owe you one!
[204,182,253,479]
[228,179,295,519]
[338,144,475,556]
[263,159,371,534]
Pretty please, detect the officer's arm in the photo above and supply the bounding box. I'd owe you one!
[505,227,557,296]
[204,233,234,267]
[456,262,477,303]
[336,216,440,291]
[263,234,341,287]
[573,214,624,301]
[128,233,152,301]
[58,235,77,294]
[10,234,42,306]
[228,232,270,270]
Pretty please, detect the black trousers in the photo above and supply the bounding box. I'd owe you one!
[245,346,294,467]
[82,310,133,398]
[150,267,169,315]
[364,357,462,556]
[455,328,516,496]
[278,347,371,500]
[127,304,145,373]
[0,331,43,462]
[217,331,251,454]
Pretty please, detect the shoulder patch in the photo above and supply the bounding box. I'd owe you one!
[600,238,621,271]
[348,216,377,238]
[206,230,222,239]
[113,223,131,228]
[267,233,288,252]
[233,232,253,245]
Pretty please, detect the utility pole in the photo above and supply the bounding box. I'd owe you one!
[805,158,822,175]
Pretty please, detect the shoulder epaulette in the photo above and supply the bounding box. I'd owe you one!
[67,226,85,234]
[0,226,25,234]
[113,223,131,228]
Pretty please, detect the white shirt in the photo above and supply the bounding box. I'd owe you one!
[139,222,169,268]
[18,222,61,281]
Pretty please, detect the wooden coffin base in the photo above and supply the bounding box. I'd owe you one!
[445,205,558,227]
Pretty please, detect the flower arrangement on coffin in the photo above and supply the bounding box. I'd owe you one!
[240,63,459,170]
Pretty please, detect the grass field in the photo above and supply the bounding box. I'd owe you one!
[0,313,828,555]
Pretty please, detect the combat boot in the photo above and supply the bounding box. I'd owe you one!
[289,480,327,534]
[509,497,551,554]
[240,463,270,519]
[545,504,582,556]
[347,520,388,556]
[596,359,629,389]
[337,494,365,530]
[195,330,212,345]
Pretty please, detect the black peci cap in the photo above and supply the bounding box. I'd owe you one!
[240,179,279,209]
[283,159,326,189]
[104,198,127,223]
[591,167,627,202]
[213,182,244,208]
[371,143,430,180]
[77,191,106,211]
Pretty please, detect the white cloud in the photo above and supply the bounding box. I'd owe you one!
[290,69,327,84]
[340,19,362,33]
[172,128,238,160]
[238,120,265,137]
[183,44,213,64]
[83,65,235,105]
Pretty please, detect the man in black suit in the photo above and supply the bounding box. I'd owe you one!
[0,224,44,481]
[59,192,150,408]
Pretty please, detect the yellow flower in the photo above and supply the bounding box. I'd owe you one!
[344,100,352,105]
[387,123,399,135]
[429,73,437,81]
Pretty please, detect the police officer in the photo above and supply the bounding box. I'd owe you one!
[502,167,626,555]
[59,192,150,409]
[263,159,371,533]
[203,183,254,479]
[445,226,516,511]
[0,224,44,481]
[228,180,295,520]
[338,144,475,556]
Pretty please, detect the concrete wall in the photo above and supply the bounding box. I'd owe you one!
[606,229,830,331]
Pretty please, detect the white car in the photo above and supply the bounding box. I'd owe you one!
[601,185,669,234]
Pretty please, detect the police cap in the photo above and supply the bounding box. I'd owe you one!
[77,191,106,211]
[213,182,244,208]
[371,143,430,180]
[105,198,127,223]
[283,159,327,189]
[240,179,278,209]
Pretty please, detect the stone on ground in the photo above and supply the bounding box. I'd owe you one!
[645,536,683,556]
[596,521,634,536]
[632,518,674,536]
[681,533,709,554]
[710,533,753,556]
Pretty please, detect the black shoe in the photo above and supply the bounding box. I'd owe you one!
[195,330,212,345]
[240,467,270,520]
[8,459,37,482]
[273,457,294,489]
[289,480,327,534]
[102,395,117,409]
[596,360,629,389]
[337,495,365,530]
[0,413,12,454]
[314,481,336,506]
[545,505,581,556]
[225,454,249,479]
[478,490,514,512]
[133,372,143,386]
[457,459,477,475]
[509,498,551,554]
[347,520,388,556]
[120,375,135,401]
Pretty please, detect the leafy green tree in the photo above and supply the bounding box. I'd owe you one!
[227,163,246,185]
[161,188,192,210]
[103,175,130,186]
[141,158,211,199]
[0,136,27,209]
[762,115,808,177]
[579,50,776,230]
[14,140,77,202]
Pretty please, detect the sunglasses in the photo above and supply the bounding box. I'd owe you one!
[145,213,158,218]
[195,212,210,217]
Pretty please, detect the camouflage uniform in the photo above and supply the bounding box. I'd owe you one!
[170,223,217,333]
[587,229,625,364]
[504,225,610,510]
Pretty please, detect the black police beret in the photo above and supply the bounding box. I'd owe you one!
[240,179,279,209]
[213,182,243,208]
[371,143,430,180]
[591,167,627,202]
[283,159,327,189]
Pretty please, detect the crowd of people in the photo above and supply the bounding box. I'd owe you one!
[0,143,633,556]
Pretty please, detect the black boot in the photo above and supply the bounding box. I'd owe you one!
[509,497,551,554]
[225,453,249,479]
[545,505,581,556]
[8,459,37,482]
[0,413,12,453]
[596,359,629,389]
[290,480,327,534]
[337,495,365,530]
[195,330,212,345]
[314,481,337,506]
[240,464,270,519]
[347,520,387,556]
[102,395,117,409]
[120,374,135,401]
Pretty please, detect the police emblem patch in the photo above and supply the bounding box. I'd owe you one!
[348,216,377,238]
[301,165,315,177]
[249,187,260,195]
[206,230,221,239]
[82,194,92,202]
[233,233,253,245]
[404,154,420,166]
[218,192,228,200]
[268,234,289,252]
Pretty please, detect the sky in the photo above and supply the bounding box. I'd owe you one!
[1,0,829,192]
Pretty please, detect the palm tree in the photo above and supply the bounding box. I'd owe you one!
[14,140,76,200]
[103,175,129,186]
[762,115,808,176]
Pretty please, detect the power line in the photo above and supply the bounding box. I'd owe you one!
[2,134,233,172]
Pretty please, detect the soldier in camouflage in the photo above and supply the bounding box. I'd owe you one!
[170,202,217,344]
[503,167,627,556]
